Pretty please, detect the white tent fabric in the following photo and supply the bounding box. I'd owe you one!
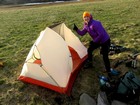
[52,23,87,59]
[18,23,87,95]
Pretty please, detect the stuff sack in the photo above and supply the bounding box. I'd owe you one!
[79,93,96,105]
[97,91,110,105]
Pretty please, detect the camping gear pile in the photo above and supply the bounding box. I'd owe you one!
[79,71,140,105]
[113,53,140,69]
[109,43,128,55]
[98,71,140,105]
[109,43,140,69]
[96,48,140,104]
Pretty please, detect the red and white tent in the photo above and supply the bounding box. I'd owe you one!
[18,23,87,95]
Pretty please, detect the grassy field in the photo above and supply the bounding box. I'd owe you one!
[0,0,140,105]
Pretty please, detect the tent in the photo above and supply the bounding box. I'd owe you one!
[18,23,87,96]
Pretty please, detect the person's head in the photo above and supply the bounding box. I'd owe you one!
[83,11,91,24]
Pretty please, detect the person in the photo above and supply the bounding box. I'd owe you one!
[73,11,118,78]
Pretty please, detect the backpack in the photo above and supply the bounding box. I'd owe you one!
[114,71,140,103]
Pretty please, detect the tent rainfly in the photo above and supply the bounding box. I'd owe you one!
[18,23,87,96]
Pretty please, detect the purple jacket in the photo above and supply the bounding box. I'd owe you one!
[77,16,110,44]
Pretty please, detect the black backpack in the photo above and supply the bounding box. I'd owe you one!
[113,72,140,103]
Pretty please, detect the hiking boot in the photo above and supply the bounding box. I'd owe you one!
[109,68,120,76]
[107,68,121,80]
[83,60,93,69]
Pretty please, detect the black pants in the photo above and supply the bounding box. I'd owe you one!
[87,39,111,72]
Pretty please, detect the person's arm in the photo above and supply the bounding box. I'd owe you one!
[77,27,87,36]
[73,24,87,36]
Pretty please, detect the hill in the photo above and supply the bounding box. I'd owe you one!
[0,0,140,104]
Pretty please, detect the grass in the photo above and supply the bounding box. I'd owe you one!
[0,0,140,105]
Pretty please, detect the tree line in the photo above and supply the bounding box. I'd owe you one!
[0,0,71,5]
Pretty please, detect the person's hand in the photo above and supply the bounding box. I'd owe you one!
[73,24,78,31]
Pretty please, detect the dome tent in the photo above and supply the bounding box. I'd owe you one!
[18,23,87,96]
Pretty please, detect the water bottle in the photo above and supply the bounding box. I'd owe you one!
[99,76,109,82]
[100,78,106,85]
[99,76,109,86]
